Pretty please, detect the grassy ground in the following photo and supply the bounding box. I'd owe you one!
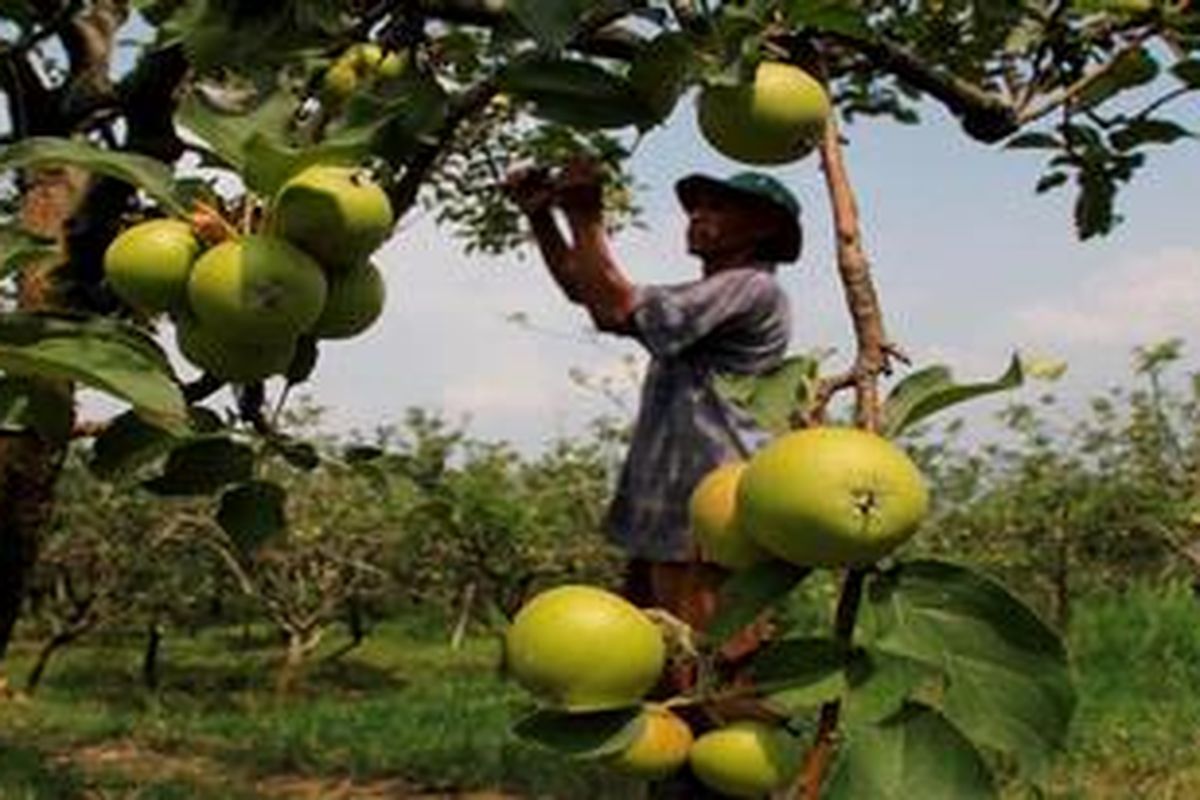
[1,584,1198,799]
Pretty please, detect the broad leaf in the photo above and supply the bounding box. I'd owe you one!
[865,560,1075,774]
[882,355,1022,437]
[714,354,821,436]
[825,703,997,800]
[267,435,320,471]
[1075,47,1159,112]
[843,648,940,728]
[708,560,810,645]
[218,480,287,554]
[501,57,652,130]
[89,410,179,479]
[0,138,189,217]
[1110,119,1193,151]
[753,637,850,715]
[0,376,72,443]
[630,33,696,124]
[1171,59,1200,88]
[512,707,643,760]
[509,0,590,50]
[0,313,187,431]
[785,0,872,40]
[0,227,58,279]
[176,85,300,173]
[1005,132,1060,150]
[144,436,255,496]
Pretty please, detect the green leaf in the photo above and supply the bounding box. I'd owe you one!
[882,355,1023,437]
[501,57,652,130]
[708,560,811,646]
[89,410,179,480]
[217,480,287,554]
[0,376,72,443]
[843,649,940,728]
[0,227,58,279]
[326,72,448,167]
[512,707,643,760]
[0,138,188,217]
[753,637,850,715]
[1110,118,1193,151]
[865,560,1075,774]
[630,33,697,125]
[1170,59,1200,88]
[1075,166,1117,240]
[0,313,188,431]
[143,436,255,496]
[785,0,872,40]
[267,435,320,471]
[714,354,821,436]
[509,0,590,50]
[825,703,997,800]
[1075,47,1159,111]
[1005,132,1061,150]
[1035,172,1068,194]
[175,85,300,174]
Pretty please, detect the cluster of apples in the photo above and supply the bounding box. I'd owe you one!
[697,61,832,166]
[505,585,798,797]
[103,165,393,383]
[691,426,930,571]
[321,42,409,106]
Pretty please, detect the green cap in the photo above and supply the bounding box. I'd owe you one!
[675,172,803,263]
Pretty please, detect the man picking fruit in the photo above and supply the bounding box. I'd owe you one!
[505,159,803,663]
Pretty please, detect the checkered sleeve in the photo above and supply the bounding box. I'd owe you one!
[630,269,776,359]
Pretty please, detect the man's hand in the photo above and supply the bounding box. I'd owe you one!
[502,165,557,216]
[556,156,605,221]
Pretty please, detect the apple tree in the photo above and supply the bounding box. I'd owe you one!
[1,0,1197,795]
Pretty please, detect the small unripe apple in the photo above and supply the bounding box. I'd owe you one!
[352,43,384,73]
[186,235,327,341]
[175,316,296,383]
[689,461,770,570]
[689,721,798,798]
[322,60,360,103]
[505,585,666,712]
[377,50,410,80]
[739,427,930,568]
[698,62,830,165]
[103,218,199,313]
[609,705,693,779]
[311,261,385,339]
[271,165,394,271]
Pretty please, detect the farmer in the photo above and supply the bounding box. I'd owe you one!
[505,159,800,660]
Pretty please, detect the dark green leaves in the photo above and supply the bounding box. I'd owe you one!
[1110,119,1193,151]
[0,376,72,443]
[0,313,188,431]
[883,355,1023,437]
[176,85,300,176]
[509,0,591,50]
[0,138,189,217]
[218,480,287,553]
[501,57,653,130]
[707,560,810,645]
[89,411,179,479]
[630,33,697,124]
[714,354,821,436]
[512,707,643,760]
[865,560,1075,774]
[754,637,850,714]
[825,703,997,800]
[1075,47,1159,112]
[144,436,255,496]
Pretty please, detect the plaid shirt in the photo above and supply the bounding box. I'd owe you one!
[606,265,791,561]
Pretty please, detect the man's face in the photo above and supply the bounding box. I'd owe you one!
[685,190,781,265]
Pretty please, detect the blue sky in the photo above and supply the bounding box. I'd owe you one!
[63,18,1200,450]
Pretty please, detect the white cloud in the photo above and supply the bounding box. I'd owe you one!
[1012,246,1200,347]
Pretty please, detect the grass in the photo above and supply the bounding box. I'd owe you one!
[2,585,1199,798]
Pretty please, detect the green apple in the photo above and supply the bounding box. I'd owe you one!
[698,61,831,166]
[609,705,693,779]
[271,165,395,271]
[322,60,361,103]
[377,50,410,81]
[310,261,385,339]
[103,218,199,313]
[688,721,798,798]
[739,427,930,568]
[504,585,665,712]
[175,315,296,383]
[689,461,771,570]
[351,43,384,73]
[186,235,327,341]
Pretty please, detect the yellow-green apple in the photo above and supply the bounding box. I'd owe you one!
[186,235,327,341]
[688,720,798,798]
[738,427,929,568]
[505,585,665,712]
[103,218,199,313]
[689,461,770,570]
[698,61,830,165]
[608,704,693,779]
[311,261,385,339]
[271,165,394,271]
[175,315,296,383]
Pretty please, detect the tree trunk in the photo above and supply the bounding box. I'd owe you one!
[143,620,163,690]
[275,628,322,696]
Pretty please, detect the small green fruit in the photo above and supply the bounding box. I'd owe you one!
[311,261,385,340]
[186,235,327,341]
[689,721,797,798]
[103,219,199,313]
[175,316,296,383]
[272,165,394,271]
[505,585,665,712]
[322,61,360,102]
[352,43,384,73]
[698,62,830,165]
[377,50,409,80]
[609,705,693,779]
[739,427,929,568]
[689,461,770,570]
